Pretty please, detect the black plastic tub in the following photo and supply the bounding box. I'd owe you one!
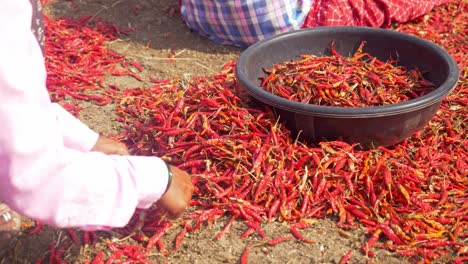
[235,26,459,149]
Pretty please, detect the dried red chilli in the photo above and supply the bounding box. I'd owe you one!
[289,222,316,244]
[90,251,104,264]
[215,215,237,240]
[173,225,188,251]
[260,41,435,107]
[107,242,149,262]
[145,221,172,251]
[40,0,55,5]
[266,236,293,246]
[28,221,43,235]
[339,251,352,264]
[47,242,70,264]
[66,228,79,244]
[240,244,253,264]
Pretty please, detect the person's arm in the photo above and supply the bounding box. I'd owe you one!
[0,0,191,229]
[52,103,131,155]
[52,103,100,152]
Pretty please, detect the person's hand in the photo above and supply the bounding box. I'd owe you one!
[0,203,21,241]
[91,135,130,155]
[156,165,194,219]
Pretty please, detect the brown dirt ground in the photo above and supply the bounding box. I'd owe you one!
[1,0,415,263]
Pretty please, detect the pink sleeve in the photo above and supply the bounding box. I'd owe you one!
[0,0,168,229]
[52,103,100,152]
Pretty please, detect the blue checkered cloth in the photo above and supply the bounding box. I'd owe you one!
[180,0,312,48]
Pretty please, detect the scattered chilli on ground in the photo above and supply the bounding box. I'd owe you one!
[44,14,132,113]
[27,1,467,263]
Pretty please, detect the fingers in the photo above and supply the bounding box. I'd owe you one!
[0,203,12,224]
[156,194,189,220]
[0,203,10,213]
[92,136,130,155]
[157,165,194,220]
[161,199,189,220]
[115,143,130,155]
[0,203,21,234]
[1,211,12,224]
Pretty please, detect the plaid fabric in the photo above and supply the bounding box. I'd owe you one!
[303,0,450,28]
[180,0,312,48]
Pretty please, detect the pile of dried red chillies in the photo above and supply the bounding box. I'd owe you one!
[116,64,466,263]
[44,15,131,113]
[30,1,467,264]
[260,41,435,107]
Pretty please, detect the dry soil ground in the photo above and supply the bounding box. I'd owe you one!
[1,0,419,263]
